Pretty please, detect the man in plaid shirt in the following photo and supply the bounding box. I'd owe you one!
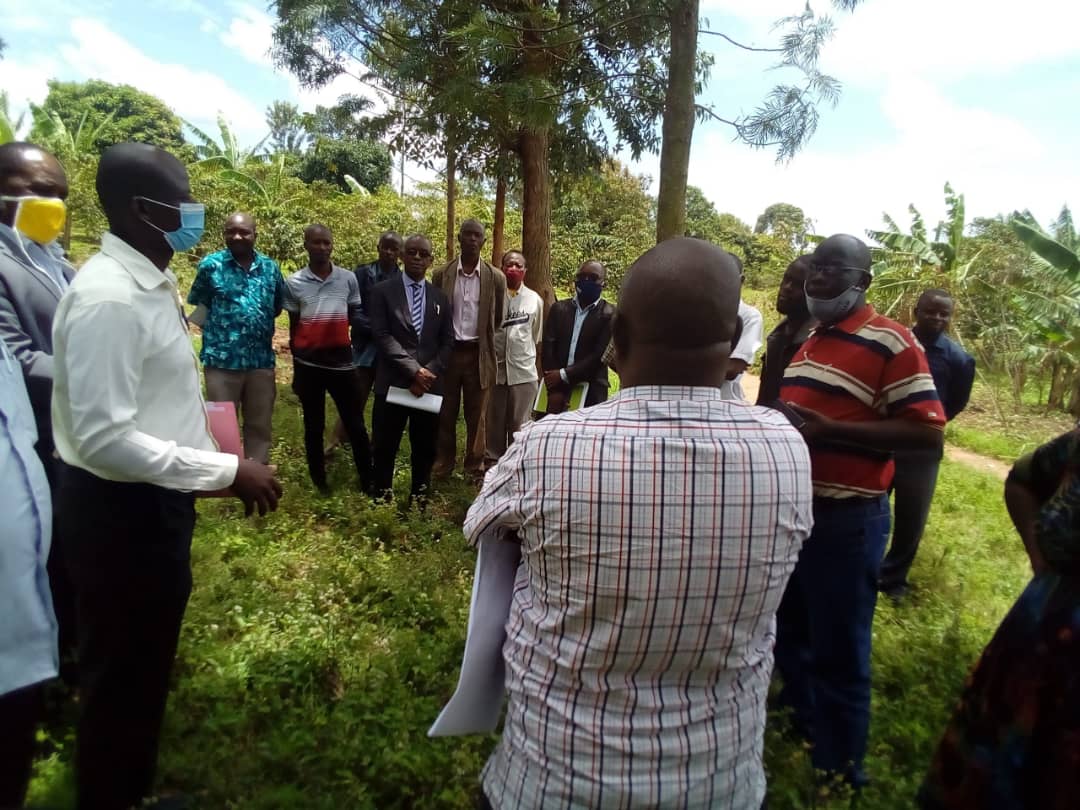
[465,237,813,809]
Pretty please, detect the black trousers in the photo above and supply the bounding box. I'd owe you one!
[57,464,196,810]
[0,683,42,808]
[292,362,373,490]
[879,448,943,591]
[372,393,439,499]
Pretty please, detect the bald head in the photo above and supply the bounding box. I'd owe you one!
[614,238,743,388]
[0,142,68,228]
[96,143,190,223]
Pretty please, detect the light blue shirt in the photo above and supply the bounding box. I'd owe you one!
[560,295,600,384]
[0,338,57,696]
[402,272,426,336]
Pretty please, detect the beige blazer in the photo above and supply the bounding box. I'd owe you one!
[432,257,506,389]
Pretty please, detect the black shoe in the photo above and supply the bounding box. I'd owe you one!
[879,581,910,601]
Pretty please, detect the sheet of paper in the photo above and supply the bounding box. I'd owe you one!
[428,535,521,737]
[387,385,444,414]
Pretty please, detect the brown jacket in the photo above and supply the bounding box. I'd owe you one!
[432,257,506,389]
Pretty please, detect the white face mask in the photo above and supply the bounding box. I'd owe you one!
[805,284,865,324]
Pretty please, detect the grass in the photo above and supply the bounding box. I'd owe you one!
[26,381,1035,809]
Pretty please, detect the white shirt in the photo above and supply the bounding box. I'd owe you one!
[466,386,813,809]
[52,232,238,491]
[0,339,57,696]
[720,300,764,401]
[452,259,481,341]
[494,284,542,386]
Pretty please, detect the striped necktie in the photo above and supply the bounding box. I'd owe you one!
[410,281,423,335]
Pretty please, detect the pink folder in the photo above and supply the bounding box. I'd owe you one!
[202,401,243,496]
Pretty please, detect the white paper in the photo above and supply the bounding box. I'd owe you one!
[387,385,444,414]
[428,535,521,737]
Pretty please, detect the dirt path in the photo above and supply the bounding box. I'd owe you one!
[740,373,1010,481]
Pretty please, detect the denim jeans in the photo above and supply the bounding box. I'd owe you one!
[774,494,891,786]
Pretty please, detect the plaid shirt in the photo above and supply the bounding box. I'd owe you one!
[465,386,813,809]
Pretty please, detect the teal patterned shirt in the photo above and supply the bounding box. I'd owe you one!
[188,249,284,370]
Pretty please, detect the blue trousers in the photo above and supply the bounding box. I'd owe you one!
[774,494,891,786]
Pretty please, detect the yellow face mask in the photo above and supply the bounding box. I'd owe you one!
[1,196,67,245]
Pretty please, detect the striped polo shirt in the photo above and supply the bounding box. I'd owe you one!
[283,265,360,370]
[780,304,945,499]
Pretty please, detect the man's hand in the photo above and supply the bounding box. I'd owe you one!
[786,403,835,444]
[543,370,563,391]
[232,459,282,517]
[411,367,436,395]
[725,359,749,381]
[547,390,568,414]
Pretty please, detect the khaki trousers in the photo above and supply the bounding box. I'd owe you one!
[485,380,538,466]
[434,343,489,477]
[204,367,277,464]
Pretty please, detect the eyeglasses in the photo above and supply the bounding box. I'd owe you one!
[808,262,866,277]
[405,248,432,258]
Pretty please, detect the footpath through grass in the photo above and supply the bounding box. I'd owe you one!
[29,385,1033,809]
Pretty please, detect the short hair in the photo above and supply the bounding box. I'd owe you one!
[304,223,332,239]
[501,249,525,264]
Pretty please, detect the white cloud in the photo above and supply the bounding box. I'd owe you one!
[658,78,1074,240]
[53,18,265,139]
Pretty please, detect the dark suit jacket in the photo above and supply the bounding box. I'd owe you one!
[0,228,75,459]
[431,258,506,389]
[369,276,454,396]
[542,298,616,406]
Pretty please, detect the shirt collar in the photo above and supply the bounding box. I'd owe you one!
[457,257,481,278]
[613,385,728,403]
[402,271,424,289]
[300,264,342,282]
[223,248,265,270]
[817,303,875,335]
[100,232,174,290]
[914,328,945,349]
[574,295,600,314]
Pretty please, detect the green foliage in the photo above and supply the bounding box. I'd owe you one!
[754,202,812,251]
[550,161,654,293]
[28,396,1035,808]
[30,79,185,155]
[298,137,392,193]
[265,100,309,155]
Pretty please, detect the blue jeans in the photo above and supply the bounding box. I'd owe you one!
[774,494,891,786]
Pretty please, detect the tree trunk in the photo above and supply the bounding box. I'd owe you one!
[445,137,457,262]
[1068,369,1080,418]
[520,127,553,308]
[655,0,699,244]
[491,172,507,266]
[1048,359,1067,411]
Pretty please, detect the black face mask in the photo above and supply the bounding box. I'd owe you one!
[576,278,602,306]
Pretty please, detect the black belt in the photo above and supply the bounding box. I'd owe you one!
[453,340,480,349]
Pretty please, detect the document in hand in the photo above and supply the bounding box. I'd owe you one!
[534,381,590,413]
[387,385,444,414]
[202,400,242,497]
[428,535,521,736]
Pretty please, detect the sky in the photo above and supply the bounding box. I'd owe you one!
[2,0,1079,237]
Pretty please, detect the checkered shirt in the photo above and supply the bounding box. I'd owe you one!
[464,385,813,809]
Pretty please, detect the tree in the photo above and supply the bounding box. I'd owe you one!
[297,138,392,193]
[271,0,670,304]
[30,79,185,155]
[655,1,864,242]
[0,91,25,145]
[754,202,812,252]
[265,101,309,155]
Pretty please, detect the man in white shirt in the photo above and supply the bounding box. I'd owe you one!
[431,219,506,481]
[465,237,812,809]
[484,249,542,468]
[721,298,764,401]
[51,142,281,810]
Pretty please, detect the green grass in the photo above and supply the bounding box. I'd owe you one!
[27,386,1033,809]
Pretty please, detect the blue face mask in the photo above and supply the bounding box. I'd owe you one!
[576,278,603,306]
[137,197,206,252]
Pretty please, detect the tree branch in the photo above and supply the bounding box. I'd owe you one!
[699,30,784,52]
